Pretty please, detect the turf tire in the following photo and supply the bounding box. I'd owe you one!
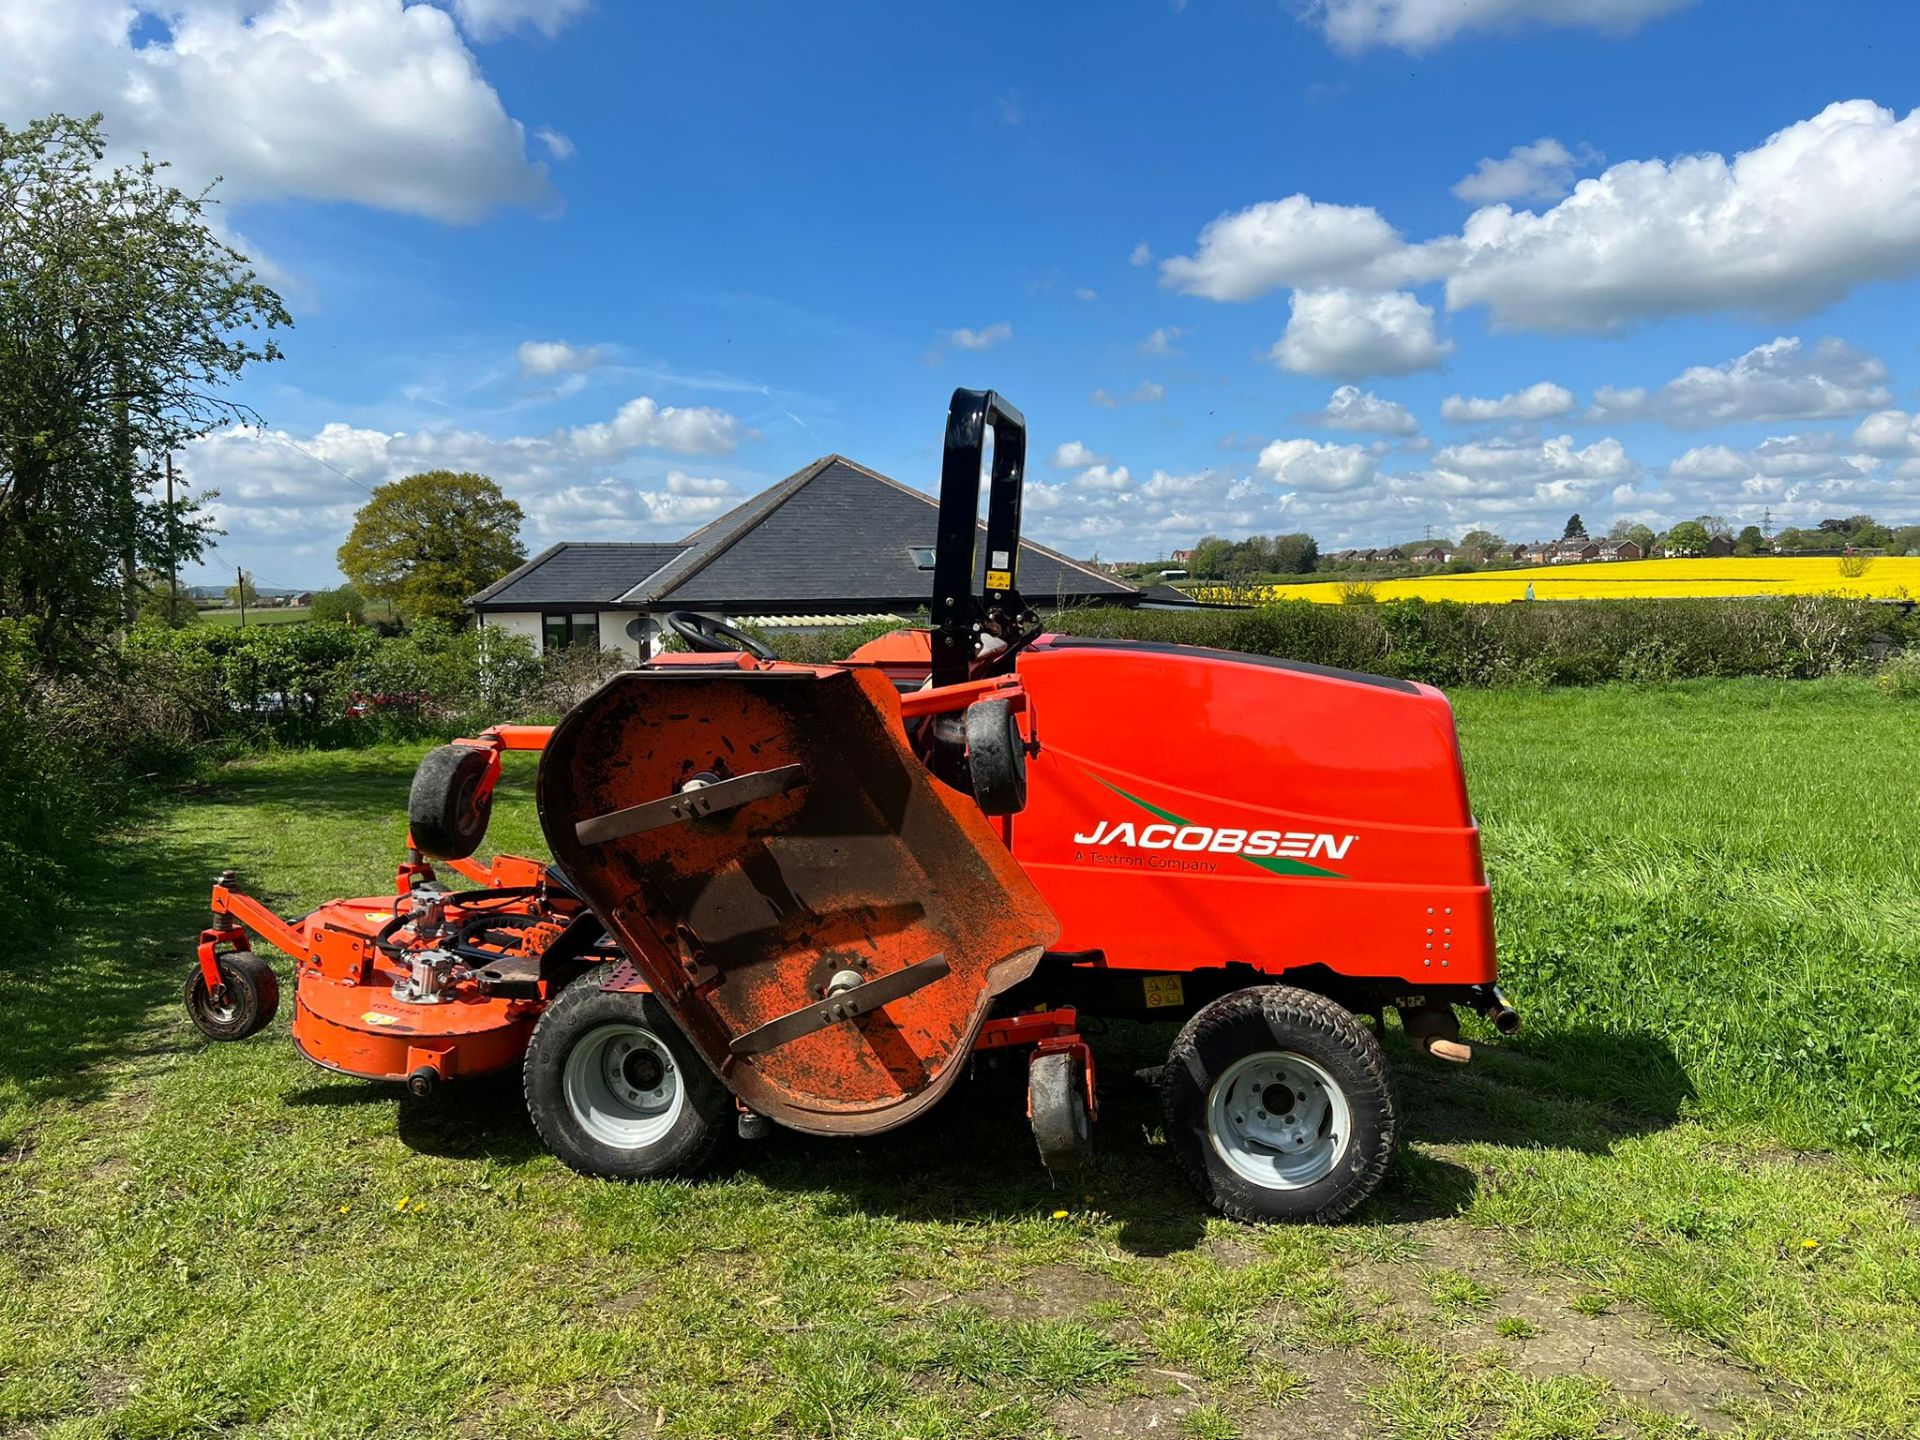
[965,697,1028,815]
[523,979,730,1181]
[407,743,493,861]
[183,953,280,1041]
[1161,984,1397,1224]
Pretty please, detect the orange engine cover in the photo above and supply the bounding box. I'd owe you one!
[537,663,1060,1136]
[1005,637,1496,987]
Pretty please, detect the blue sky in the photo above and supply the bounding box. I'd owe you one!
[5,1,1920,587]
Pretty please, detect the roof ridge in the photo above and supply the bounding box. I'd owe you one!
[854,463,1135,596]
[621,455,839,604]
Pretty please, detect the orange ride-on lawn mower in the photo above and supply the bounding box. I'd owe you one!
[187,388,1516,1223]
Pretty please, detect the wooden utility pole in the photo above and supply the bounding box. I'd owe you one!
[237,565,247,627]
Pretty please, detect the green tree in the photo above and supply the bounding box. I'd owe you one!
[133,569,198,627]
[337,471,526,626]
[1735,525,1766,556]
[0,114,288,664]
[1459,529,1505,560]
[1561,513,1587,540]
[309,584,366,626]
[1272,532,1319,574]
[1185,535,1233,579]
[1626,523,1656,554]
[1663,520,1712,556]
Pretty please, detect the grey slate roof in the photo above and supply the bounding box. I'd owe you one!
[468,542,686,610]
[467,455,1136,614]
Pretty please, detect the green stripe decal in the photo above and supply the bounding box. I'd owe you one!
[1095,779,1346,880]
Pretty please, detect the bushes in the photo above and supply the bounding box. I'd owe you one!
[1046,595,1908,687]
[125,620,550,744]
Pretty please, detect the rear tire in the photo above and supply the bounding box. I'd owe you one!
[408,743,493,861]
[184,954,280,1041]
[1161,985,1397,1223]
[524,979,730,1181]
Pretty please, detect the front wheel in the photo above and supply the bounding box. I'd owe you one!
[523,980,731,1180]
[184,953,280,1041]
[1161,985,1397,1223]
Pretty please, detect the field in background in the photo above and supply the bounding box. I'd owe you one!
[1200,556,1920,604]
[195,605,311,626]
[2,680,1918,1438]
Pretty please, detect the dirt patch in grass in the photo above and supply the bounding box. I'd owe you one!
[1339,1222,1763,1428]
[960,1262,1131,1322]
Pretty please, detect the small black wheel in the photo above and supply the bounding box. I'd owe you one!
[1030,1050,1093,1172]
[1161,985,1397,1224]
[965,697,1028,815]
[184,953,280,1041]
[408,743,493,860]
[524,979,732,1180]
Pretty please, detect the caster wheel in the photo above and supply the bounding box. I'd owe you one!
[408,743,493,860]
[1030,1050,1093,1172]
[184,953,280,1041]
[1162,985,1397,1223]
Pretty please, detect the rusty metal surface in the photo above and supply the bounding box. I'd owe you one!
[538,664,1059,1136]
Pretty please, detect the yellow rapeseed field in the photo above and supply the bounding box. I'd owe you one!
[1199,556,1920,605]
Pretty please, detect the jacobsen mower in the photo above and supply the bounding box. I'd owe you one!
[186,389,1516,1223]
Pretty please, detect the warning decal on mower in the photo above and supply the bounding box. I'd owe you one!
[1143,975,1185,1008]
[1075,780,1353,880]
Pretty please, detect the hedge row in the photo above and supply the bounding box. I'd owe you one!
[765,596,1907,687]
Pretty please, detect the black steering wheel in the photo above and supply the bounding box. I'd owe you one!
[663,610,777,661]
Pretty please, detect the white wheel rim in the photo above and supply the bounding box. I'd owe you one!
[1206,1050,1352,1191]
[562,1022,685,1150]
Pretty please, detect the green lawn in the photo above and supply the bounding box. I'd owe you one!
[3,679,1918,1439]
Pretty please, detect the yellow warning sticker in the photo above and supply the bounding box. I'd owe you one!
[362,911,393,922]
[1143,974,1185,1008]
[361,1011,400,1026]
[986,568,1012,590]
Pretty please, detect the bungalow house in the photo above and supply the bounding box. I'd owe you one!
[1596,540,1643,562]
[465,454,1139,657]
[1411,546,1452,565]
[1375,546,1406,562]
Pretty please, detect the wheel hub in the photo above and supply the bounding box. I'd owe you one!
[1206,1050,1353,1189]
[564,1021,685,1149]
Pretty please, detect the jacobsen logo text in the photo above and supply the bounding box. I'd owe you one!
[1072,820,1355,862]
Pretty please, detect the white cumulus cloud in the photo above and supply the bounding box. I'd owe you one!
[1269,289,1452,378]
[0,1,557,222]
[516,340,607,375]
[1160,101,1920,338]
[1592,337,1892,427]
[1452,138,1601,204]
[1441,381,1578,424]
[1256,438,1381,493]
[1307,386,1421,436]
[945,322,1014,351]
[1052,440,1109,469]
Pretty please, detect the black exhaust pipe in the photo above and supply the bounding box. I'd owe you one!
[1472,985,1521,1034]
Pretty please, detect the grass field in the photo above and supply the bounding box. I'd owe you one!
[4,680,1919,1438]
[194,606,312,626]
[1200,556,1920,605]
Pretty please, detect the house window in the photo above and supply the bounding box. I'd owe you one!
[542,612,599,651]
[907,544,937,571]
